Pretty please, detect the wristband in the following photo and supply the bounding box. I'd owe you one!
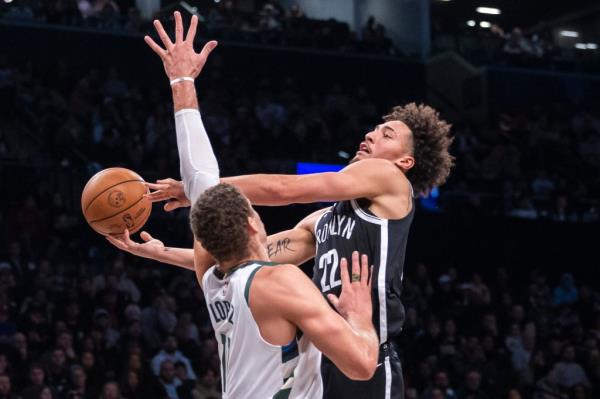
[170,77,194,86]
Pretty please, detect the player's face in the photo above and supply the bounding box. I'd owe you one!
[351,120,413,164]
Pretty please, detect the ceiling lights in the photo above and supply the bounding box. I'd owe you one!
[476,7,501,15]
[560,30,580,38]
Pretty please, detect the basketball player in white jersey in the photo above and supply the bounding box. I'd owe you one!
[188,183,378,398]
[109,11,453,399]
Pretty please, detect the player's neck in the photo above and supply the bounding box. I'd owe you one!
[218,244,269,274]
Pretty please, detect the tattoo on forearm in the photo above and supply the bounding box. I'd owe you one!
[267,237,295,259]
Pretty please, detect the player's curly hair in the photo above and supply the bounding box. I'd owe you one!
[189,184,251,263]
[383,103,454,196]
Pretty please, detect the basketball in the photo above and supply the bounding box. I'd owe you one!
[81,167,152,236]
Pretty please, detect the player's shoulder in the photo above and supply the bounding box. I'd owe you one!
[346,158,404,176]
[250,264,313,309]
[254,263,302,285]
[349,158,411,191]
[253,264,312,295]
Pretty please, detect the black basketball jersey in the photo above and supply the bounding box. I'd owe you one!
[313,197,414,344]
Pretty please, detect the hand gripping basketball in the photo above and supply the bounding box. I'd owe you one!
[144,178,190,212]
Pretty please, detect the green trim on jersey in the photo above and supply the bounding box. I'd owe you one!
[273,388,291,399]
[243,261,280,304]
[244,266,263,305]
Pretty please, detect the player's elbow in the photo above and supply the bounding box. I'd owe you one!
[185,171,220,202]
[345,357,377,381]
[344,348,377,381]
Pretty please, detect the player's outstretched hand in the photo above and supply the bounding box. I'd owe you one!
[144,11,218,80]
[327,251,373,326]
[144,178,190,212]
[106,229,165,260]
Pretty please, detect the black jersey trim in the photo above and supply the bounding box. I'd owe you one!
[350,198,415,223]
[350,199,384,224]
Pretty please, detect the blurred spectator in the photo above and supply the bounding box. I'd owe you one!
[190,369,220,399]
[46,349,69,399]
[456,370,488,399]
[151,336,196,380]
[554,346,590,389]
[553,274,579,306]
[99,382,122,399]
[420,370,456,399]
[155,360,190,399]
[0,375,18,399]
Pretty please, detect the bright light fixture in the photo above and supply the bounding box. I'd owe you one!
[480,21,491,28]
[4,0,13,3]
[476,7,501,15]
[575,43,587,49]
[560,30,579,38]
[467,20,476,27]
[586,43,598,50]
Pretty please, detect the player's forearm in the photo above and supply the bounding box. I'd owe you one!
[171,81,199,112]
[221,174,297,206]
[151,247,196,271]
[172,84,220,203]
[266,230,315,265]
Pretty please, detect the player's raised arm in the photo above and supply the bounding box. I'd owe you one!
[145,11,219,204]
[252,252,379,380]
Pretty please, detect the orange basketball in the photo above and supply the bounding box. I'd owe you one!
[81,167,152,236]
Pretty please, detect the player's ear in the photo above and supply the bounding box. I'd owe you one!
[395,155,415,171]
[247,217,259,235]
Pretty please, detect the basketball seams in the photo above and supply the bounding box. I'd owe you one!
[82,179,145,213]
[103,201,152,236]
[88,195,149,224]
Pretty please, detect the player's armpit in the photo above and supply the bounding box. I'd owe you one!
[253,265,378,381]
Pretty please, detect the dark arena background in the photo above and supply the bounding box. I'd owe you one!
[1,0,599,398]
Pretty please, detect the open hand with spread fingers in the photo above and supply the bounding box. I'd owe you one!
[144,11,218,80]
[327,251,374,327]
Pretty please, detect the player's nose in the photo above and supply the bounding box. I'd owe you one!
[364,130,375,142]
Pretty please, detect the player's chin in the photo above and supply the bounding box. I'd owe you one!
[350,152,368,163]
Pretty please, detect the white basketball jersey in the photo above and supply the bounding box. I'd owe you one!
[202,261,323,399]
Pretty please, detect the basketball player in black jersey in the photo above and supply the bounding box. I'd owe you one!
[108,12,454,399]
